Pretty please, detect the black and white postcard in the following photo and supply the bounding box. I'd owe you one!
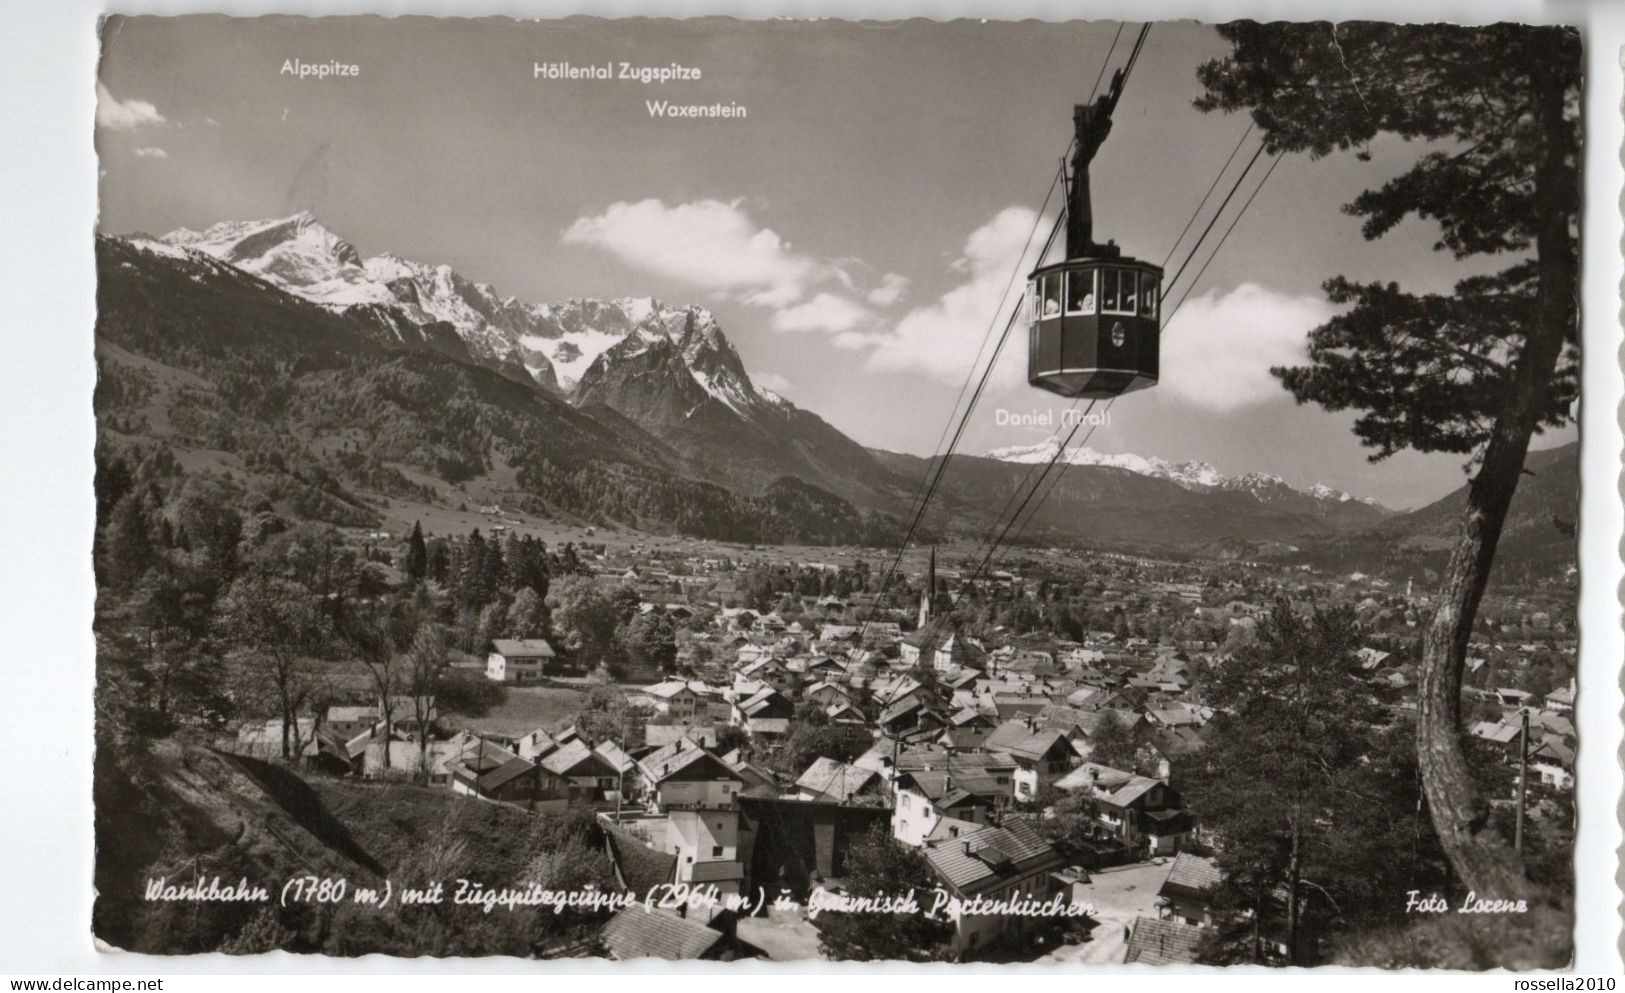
[76,11,1607,971]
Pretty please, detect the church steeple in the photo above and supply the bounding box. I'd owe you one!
[918,546,937,628]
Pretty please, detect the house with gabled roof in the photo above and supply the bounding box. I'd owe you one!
[594,739,640,799]
[323,705,381,741]
[861,620,902,644]
[1125,915,1203,965]
[887,749,1019,847]
[922,818,1066,957]
[1545,678,1575,712]
[731,686,792,727]
[1157,852,1223,927]
[803,680,856,709]
[1529,738,1575,789]
[936,706,996,749]
[1056,761,1190,855]
[985,718,1082,801]
[643,679,706,723]
[737,656,797,696]
[794,756,887,805]
[633,740,747,895]
[721,750,779,797]
[871,673,933,709]
[485,638,556,684]
[825,701,868,726]
[804,655,847,680]
[514,726,558,762]
[877,695,947,737]
[819,623,859,642]
[1469,719,1523,760]
[446,739,558,806]
[600,906,750,961]
[539,739,619,803]
[900,622,989,673]
[892,768,997,848]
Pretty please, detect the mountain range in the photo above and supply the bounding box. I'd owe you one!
[93,212,1575,574]
[148,213,904,510]
[985,439,1389,525]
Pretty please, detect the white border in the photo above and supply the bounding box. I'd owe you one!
[0,0,1618,982]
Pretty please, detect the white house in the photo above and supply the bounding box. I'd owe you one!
[486,638,556,684]
[644,680,705,723]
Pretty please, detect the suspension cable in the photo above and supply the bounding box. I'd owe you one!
[1162,122,1255,271]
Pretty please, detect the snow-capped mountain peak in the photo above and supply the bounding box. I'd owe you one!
[984,441,1224,491]
[984,441,1387,512]
[162,212,383,308]
[144,212,792,432]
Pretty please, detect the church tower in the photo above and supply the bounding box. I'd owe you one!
[917,546,937,628]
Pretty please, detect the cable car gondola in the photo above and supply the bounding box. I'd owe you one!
[1027,67,1162,399]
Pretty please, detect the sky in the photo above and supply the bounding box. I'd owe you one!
[95,15,1576,510]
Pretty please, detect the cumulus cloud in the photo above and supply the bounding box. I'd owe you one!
[96,81,166,131]
[773,292,874,334]
[866,273,910,307]
[857,206,1050,385]
[754,371,793,394]
[1160,283,1334,411]
[134,147,168,159]
[562,198,834,308]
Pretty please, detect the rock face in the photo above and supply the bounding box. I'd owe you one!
[162,212,559,391]
[572,306,910,510]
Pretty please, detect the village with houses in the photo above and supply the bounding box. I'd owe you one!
[220,524,1580,964]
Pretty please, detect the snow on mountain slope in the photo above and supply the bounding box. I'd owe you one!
[164,212,397,310]
[158,211,782,408]
[162,212,558,387]
[515,298,735,394]
[984,439,1386,512]
[986,439,1225,491]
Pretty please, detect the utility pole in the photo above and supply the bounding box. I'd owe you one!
[1514,708,1529,853]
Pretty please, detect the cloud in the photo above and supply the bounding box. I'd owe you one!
[133,147,168,159]
[857,206,1050,385]
[866,273,910,307]
[754,371,793,394]
[563,198,834,308]
[772,292,874,334]
[96,81,166,131]
[1160,283,1334,411]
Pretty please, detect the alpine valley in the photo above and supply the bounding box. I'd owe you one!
[93,212,1575,573]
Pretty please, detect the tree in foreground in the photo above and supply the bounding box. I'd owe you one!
[814,825,954,961]
[217,574,330,759]
[1185,600,1441,964]
[1195,21,1579,899]
[404,623,449,779]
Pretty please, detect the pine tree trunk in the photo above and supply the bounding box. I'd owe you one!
[1287,820,1301,965]
[1252,883,1263,964]
[1416,65,1575,901]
